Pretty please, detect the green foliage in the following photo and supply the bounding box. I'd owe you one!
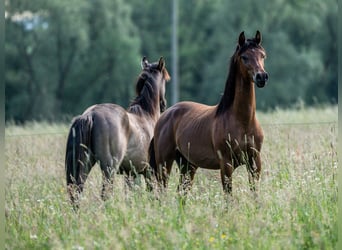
[6,0,141,122]
[5,107,338,249]
[5,0,337,122]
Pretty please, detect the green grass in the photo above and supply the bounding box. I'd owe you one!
[5,106,337,249]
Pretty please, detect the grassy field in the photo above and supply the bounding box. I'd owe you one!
[5,106,337,249]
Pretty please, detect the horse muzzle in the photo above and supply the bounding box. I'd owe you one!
[253,72,269,88]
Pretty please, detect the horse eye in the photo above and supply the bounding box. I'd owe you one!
[241,55,248,62]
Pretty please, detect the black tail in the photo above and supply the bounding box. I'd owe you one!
[148,138,159,181]
[65,115,93,204]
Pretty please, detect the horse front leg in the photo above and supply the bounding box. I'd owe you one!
[247,154,261,193]
[220,159,234,196]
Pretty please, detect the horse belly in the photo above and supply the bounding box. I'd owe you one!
[180,144,220,170]
[194,157,220,170]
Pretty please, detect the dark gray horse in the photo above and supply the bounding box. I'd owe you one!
[65,57,170,207]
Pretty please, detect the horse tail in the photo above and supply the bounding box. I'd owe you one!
[65,115,93,196]
[148,138,158,180]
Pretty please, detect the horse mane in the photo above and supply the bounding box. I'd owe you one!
[216,38,263,116]
[216,55,237,116]
[128,72,158,116]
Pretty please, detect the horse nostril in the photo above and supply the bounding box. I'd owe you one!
[256,74,261,81]
[254,72,268,88]
[256,72,268,82]
[264,73,269,81]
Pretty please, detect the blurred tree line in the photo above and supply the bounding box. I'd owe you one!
[5,0,337,123]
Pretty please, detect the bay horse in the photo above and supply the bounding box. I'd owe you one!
[65,57,170,207]
[150,31,268,198]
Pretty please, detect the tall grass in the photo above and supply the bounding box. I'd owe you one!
[5,106,337,249]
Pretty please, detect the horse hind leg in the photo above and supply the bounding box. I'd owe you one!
[140,164,155,192]
[100,160,116,201]
[178,164,197,198]
[159,158,175,191]
[150,141,173,191]
[176,150,197,198]
[124,164,141,191]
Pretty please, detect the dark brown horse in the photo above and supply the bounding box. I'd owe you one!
[65,57,170,207]
[150,31,268,198]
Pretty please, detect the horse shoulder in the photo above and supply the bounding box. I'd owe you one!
[156,102,192,134]
[128,113,155,141]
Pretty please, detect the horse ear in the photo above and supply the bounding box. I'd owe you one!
[158,57,165,70]
[238,31,245,47]
[141,56,148,69]
[255,30,262,45]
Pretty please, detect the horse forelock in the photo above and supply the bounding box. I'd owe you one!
[236,39,264,56]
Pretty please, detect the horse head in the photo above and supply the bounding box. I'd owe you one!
[235,30,268,88]
[138,56,170,112]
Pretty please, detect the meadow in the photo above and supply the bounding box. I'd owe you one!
[5,106,338,249]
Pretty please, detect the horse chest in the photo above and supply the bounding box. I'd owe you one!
[219,127,262,166]
[228,133,257,150]
[223,117,262,147]
[215,124,259,152]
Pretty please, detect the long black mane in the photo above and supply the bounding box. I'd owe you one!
[216,38,262,116]
[128,71,158,116]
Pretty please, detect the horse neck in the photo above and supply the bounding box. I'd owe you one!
[150,100,161,122]
[149,83,163,122]
[128,81,161,122]
[217,63,256,124]
[232,73,256,124]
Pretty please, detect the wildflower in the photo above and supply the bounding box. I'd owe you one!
[209,236,215,243]
[30,234,38,240]
[72,245,84,250]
